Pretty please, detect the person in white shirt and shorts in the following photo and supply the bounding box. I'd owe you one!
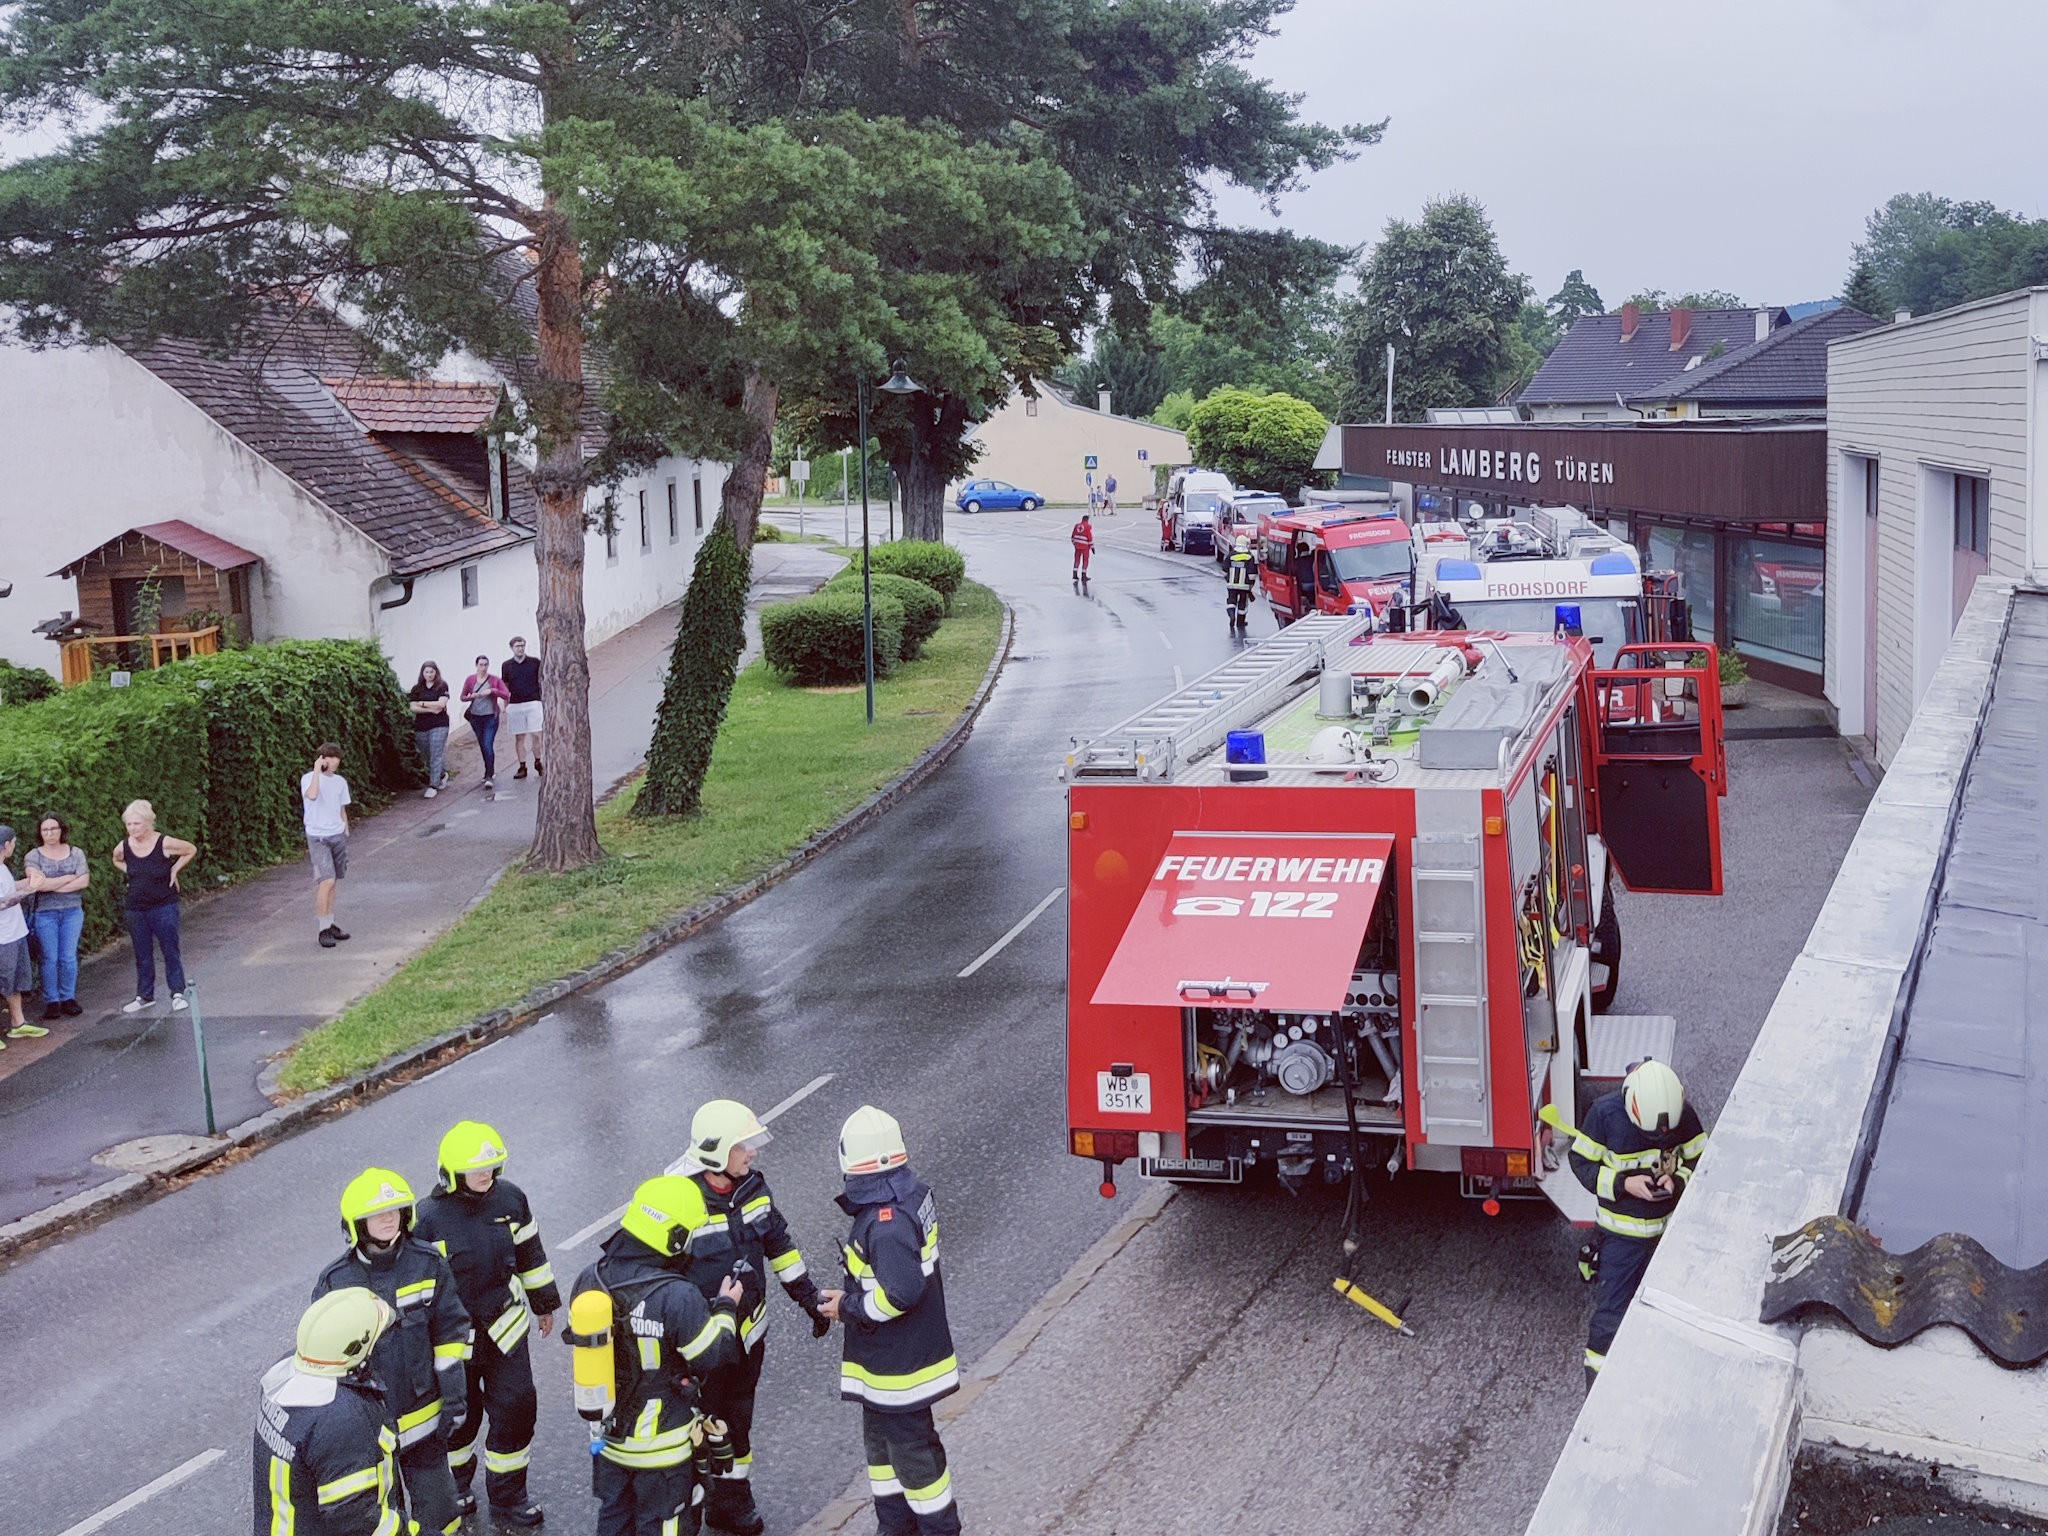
[302,743,352,949]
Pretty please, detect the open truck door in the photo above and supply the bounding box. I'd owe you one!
[1588,643,1726,895]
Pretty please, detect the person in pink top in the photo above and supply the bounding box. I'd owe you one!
[459,654,511,791]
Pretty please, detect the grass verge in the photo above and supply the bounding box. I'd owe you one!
[275,580,1003,1094]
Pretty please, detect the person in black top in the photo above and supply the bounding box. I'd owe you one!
[110,799,196,1015]
[408,661,452,798]
[501,636,543,780]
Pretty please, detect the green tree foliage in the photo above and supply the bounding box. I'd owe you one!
[1548,270,1606,327]
[1621,288,1747,311]
[1186,389,1329,493]
[1151,391,1198,432]
[1339,196,1529,422]
[0,658,58,706]
[635,526,750,819]
[1848,192,2048,318]
[1843,260,1887,318]
[1056,329,1174,421]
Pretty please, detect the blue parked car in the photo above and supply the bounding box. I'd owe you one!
[954,478,1043,513]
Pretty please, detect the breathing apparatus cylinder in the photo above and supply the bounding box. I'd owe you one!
[567,1288,615,1429]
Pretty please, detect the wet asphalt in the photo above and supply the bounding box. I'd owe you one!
[0,508,1269,1535]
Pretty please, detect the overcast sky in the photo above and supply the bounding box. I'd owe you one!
[1214,0,2048,308]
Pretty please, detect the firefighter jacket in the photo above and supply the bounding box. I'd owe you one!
[1567,1089,1707,1241]
[252,1360,403,1536]
[682,1169,823,1349]
[414,1179,562,1357]
[573,1231,741,1470]
[312,1239,472,1449]
[1226,551,1256,591]
[836,1167,959,1412]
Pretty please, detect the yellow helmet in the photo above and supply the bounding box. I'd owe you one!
[838,1105,908,1176]
[1624,1059,1686,1134]
[676,1099,771,1176]
[296,1287,394,1378]
[437,1120,510,1192]
[618,1175,713,1257]
[339,1167,416,1246]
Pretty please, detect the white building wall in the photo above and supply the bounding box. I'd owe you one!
[961,386,1189,505]
[1824,290,2041,764]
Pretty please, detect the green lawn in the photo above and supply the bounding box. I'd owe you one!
[276,581,1004,1094]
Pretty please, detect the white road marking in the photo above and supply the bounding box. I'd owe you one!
[1157,631,1173,650]
[59,1449,224,1536]
[564,1072,839,1249]
[958,887,1065,978]
[1173,665,1184,689]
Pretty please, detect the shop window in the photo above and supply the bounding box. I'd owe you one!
[460,564,479,608]
[667,481,679,542]
[1645,524,1718,646]
[1729,532,1824,674]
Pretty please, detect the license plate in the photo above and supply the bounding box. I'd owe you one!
[1096,1071,1151,1114]
[1142,1155,1241,1184]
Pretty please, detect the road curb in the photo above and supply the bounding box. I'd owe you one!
[0,600,1015,1264]
[794,1182,1176,1536]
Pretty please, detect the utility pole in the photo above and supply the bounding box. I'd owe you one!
[1385,343,1395,425]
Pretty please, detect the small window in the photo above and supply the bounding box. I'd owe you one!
[487,443,506,521]
[1953,474,1988,556]
[667,481,679,542]
[639,488,650,552]
[459,564,479,608]
[1025,398,1038,417]
[605,518,618,563]
[1864,461,1879,521]
[693,476,704,532]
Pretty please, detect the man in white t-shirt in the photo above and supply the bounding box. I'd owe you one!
[0,825,40,1040]
[302,743,353,949]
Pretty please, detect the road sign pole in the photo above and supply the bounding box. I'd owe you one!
[187,982,216,1135]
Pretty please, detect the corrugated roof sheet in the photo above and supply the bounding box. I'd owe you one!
[325,377,500,433]
[1519,308,1786,406]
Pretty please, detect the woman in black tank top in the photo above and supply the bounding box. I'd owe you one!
[112,801,196,1009]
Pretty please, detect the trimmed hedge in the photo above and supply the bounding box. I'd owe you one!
[636,525,753,818]
[866,541,966,608]
[823,569,944,658]
[0,639,421,952]
[0,657,59,707]
[760,590,905,686]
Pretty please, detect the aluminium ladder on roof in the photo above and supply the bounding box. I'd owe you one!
[1065,612,1374,780]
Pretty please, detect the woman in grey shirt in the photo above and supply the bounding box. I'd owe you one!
[25,813,88,1021]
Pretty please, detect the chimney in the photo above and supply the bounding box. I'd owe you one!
[1097,383,1112,415]
[1619,302,1639,343]
[1754,308,1772,343]
[1894,308,1912,325]
[1668,307,1693,351]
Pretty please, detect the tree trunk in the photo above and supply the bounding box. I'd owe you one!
[718,370,779,548]
[526,201,605,871]
[893,449,947,542]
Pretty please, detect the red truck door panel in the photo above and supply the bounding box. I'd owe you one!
[1588,645,1725,895]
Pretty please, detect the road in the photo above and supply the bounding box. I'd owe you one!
[0,505,1265,1535]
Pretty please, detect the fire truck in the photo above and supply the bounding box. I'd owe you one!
[1061,614,1725,1233]
[1259,506,1413,624]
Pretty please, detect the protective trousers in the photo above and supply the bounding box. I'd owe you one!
[594,1456,699,1536]
[401,1429,462,1535]
[447,1335,539,1510]
[862,1406,961,1536]
[1585,1232,1658,1386]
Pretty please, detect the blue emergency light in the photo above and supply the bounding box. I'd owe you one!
[1554,603,1583,636]
[1226,730,1267,764]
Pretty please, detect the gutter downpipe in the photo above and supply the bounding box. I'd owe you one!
[377,576,416,612]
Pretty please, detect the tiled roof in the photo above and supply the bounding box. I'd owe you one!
[51,518,262,578]
[1519,308,1787,406]
[325,377,500,433]
[1639,305,1882,406]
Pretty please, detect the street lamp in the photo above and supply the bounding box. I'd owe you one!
[857,357,925,724]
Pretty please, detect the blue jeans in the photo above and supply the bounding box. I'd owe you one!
[126,903,186,1000]
[34,906,82,1003]
[417,726,448,788]
[468,713,499,779]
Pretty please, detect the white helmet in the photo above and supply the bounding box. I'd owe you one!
[1234,534,1251,554]
[838,1105,909,1175]
[674,1099,771,1175]
[1623,1059,1685,1134]
[1308,726,1362,765]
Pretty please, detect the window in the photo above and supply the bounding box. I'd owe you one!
[693,476,704,532]
[639,488,650,552]
[605,518,618,563]
[667,481,679,542]
[1025,397,1038,417]
[1729,532,1824,675]
[487,442,506,521]
[1953,474,1988,556]
[460,564,479,608]
[1865,464,1879,521]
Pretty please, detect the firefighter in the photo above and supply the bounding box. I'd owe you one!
[572,1175,745,1536]
[253,1288,405,1536]
[818,1107,961,1536]
[1568,1059,1706,1387]
[1070,513,1094,579]
[1225,533,1257,629]
[411,1120,560,1527]
[315,1167,472,1535]
[674,1100,832,1536]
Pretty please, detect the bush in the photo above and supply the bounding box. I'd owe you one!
[760,590,905,686]
[636,525,752,818]
[867,540,966,608]
[753,523,788,543]
[0,657,59,707]
[823,569,944,658]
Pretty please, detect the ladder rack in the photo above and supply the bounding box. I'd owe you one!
[1064,612,1373,780]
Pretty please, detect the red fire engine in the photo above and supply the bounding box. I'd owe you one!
[1062,614,1724,1231]
[1259,507,1412,624]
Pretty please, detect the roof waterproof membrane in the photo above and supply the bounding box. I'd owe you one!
[1854,591,2048,1269]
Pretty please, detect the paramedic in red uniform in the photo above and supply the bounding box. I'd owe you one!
[1071,514,1094,579]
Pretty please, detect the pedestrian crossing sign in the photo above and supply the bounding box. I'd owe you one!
[1085,455,1098,469]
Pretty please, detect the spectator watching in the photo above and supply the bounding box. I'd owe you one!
[24,813,87,1022]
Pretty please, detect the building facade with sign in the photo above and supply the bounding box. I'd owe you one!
[1341,421,1828,691]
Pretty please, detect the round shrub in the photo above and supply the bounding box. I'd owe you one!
[0,657,59,706]
[823,569,943,658]
[868,540,965,608]
[761,590,906,686]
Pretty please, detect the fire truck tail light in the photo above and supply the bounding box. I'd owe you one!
[1069,812,1088,831]
[1070,1128,1139,1162]
[1484,815,1504,836]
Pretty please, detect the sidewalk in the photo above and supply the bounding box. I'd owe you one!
[0,543,841,1226]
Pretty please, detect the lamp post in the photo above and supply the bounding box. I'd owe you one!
[858,358,925,724]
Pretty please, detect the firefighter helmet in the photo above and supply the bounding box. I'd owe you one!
[677,1099,772,1176]
[838,1105,909,1175]
[618,1175,712,1257]
[296,1288,395,1378]
[339,1167,416,1246]
[1234,534,1251,554]
[437,1120,510,1191]
[1623,1059,1685,1134]
[1308,726,1362,765]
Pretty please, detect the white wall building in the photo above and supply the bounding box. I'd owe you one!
[1824,287,2048,762]
[958,382,1190,506]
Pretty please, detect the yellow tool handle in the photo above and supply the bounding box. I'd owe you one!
[1332,1277,1411,1333]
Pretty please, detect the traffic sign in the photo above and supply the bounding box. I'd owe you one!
[1137,449,1148,462]
[790,458,810,484]
[1084,455,1098,469]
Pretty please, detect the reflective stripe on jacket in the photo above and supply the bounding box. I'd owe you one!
[683,1169,821,1349]
[1566,1089,1707,1241]
[312,1239,472,1447]
[837,1167,959,1411]
[251,1360,404,1536]
[414,1178,562,1357]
